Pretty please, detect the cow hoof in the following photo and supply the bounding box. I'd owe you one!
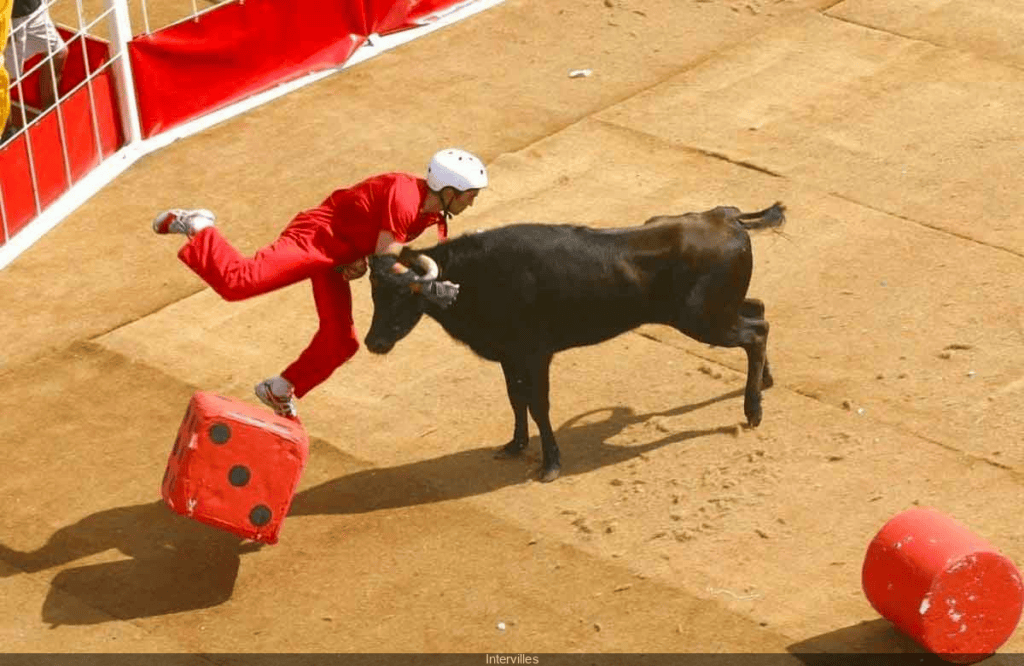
[494,441,526,459]
[538,465,561,483]
[746,409,762,428]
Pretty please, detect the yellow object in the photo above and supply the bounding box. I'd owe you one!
[0,0,11,135]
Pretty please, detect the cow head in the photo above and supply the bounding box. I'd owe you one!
[364,255,428,354]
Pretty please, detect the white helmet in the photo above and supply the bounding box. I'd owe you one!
[426,148,488,192]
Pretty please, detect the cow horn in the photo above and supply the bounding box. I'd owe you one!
[414,254,440,281]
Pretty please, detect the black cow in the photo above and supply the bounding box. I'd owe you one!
[365,202,785,482]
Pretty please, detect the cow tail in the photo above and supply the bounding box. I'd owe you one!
[737,202,786,231]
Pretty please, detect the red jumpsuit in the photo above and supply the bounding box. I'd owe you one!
[177,172,446,398]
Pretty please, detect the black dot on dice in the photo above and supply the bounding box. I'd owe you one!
[228,465,251,487]
[249,505,272,526]
[208,423,231,444]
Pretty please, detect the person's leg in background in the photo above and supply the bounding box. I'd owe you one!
[1,0,13,142]
[1,2,66,139]
[27,3,66,111]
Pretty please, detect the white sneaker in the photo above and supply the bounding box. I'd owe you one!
[152,208,216,237]
[255,376,298,419]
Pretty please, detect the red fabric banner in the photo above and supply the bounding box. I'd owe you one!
[359,0,472,36]
[127,0,467,138]
[406,0,475,29]
[361,0,418,34]
[128,0,471,138]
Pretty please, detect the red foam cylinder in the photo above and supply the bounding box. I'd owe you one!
[862,507,1024,663]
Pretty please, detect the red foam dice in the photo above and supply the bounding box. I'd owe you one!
[161,391,309,544]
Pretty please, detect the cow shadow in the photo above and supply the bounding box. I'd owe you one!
[0,387,741,626]
[289,387,746,517]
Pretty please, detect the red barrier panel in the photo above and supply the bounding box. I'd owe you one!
[127,0,467,139]
[0,136,35,240]
[384,0,472,33]
[128,0,368,138]
[0,31,123,244]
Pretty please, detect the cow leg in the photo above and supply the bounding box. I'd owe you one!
[494,355,561,481]
[525,354,561,482]
[740,299,773,389]
[676,314,769,427]
[737,317,770,426]
[494,360,531,459]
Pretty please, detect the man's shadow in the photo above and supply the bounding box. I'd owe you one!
[2,388,743,626]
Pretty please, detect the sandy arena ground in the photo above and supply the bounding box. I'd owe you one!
[2,0,1024,660]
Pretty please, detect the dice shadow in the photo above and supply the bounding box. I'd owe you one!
[1,501,259,626]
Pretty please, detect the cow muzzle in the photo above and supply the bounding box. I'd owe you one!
[364,334,394,355]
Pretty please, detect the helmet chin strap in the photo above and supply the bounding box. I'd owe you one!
[439,188,458,221]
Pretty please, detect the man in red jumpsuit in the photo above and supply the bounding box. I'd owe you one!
[152,148,488,419]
